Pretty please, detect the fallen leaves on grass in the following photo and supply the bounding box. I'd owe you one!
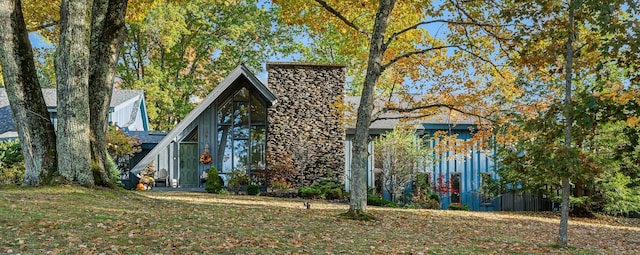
[0,186,638,254]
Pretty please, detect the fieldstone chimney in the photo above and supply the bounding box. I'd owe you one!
[266,62,346,187]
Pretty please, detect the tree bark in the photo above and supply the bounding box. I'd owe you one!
[88,0,128,187]
[55,0,94,186]
[558,0,576,247]
[0,0,58,185]
[348,0,396,216]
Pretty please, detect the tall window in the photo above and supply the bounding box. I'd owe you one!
[217,87,267,176]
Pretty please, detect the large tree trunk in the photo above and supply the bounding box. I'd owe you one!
[0,0,58,185]
[55,0,94,186]
[558,1,576,247]
[88,0,128,187]
[348,0,396,218]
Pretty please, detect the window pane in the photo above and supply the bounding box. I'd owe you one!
[233,87,249,101]
[217,125,233,173]
[250,95,267,124]
[233,101,249,138]
[250,126,266,170]
[233,139,248,171]
[217,100,232,125]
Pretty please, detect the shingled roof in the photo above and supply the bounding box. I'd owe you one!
[344,94,477,134]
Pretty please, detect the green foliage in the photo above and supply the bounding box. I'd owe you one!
[298,186,322,199]
[227,169,249,194]
[118,0,304,130]
[106,125,142,177]
[297,178,347,200]
[479,174,504,200]
[598,172,640,216]
[367,195,398,208]
[448,203,469,211]
[429,192,441,203]
[375,125,431,203]
[246,184,260,196]
[205,167,224,194]
[106,155,123,188]
[0,139,24,185]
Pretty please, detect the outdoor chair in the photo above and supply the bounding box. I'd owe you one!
[155,169,168,187]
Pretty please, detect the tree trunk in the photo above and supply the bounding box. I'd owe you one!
[88,0,128,187]
[348,0,396,217]
[55,0,94,186]
[558,0,576,246]
[0,0,58,185]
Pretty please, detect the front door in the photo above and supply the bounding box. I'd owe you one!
[179,143,198,187]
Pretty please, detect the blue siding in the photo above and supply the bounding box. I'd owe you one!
[424,127,497,211]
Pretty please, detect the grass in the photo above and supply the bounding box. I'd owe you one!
[1,186,639,254]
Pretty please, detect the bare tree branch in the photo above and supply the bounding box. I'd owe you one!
[28,21,59,32]
[372,113,438,123]
[455,45,506,79]
[314,0,370,38]
[383,104,496,123]
[385,19,519,48]
[382,45,460,70]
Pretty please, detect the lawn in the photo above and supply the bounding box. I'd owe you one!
[0,186,638,254]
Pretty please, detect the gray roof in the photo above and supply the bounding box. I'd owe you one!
[126,131,167,144]
[0,88,144,134]
[345,94,477,133]
[130,64,276,173]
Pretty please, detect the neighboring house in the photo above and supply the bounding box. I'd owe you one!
[0,88,150,140]
[129,62,498,210]
[344,96,497,211]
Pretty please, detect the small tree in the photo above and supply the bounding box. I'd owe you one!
[106,125,142,178]
[205,166,224,194]
[375,124,430,203]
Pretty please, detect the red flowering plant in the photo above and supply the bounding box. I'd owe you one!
[434,174,459,196]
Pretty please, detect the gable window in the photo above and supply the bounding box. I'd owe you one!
[216,86,267,177]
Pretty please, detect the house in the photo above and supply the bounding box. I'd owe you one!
[0,88,149,140]
[129,62,498,210]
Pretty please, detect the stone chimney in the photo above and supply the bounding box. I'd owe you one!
[266,62,346,187]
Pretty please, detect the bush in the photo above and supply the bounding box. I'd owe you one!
[298,186,323,198]
[270,179,292,191]
[367,195,398,208]
[228,170,249,194]
[205,167,224,194]
[448,203,469,211]
[247,184,260,195]
[106,155,123,188]
[428,192,441,203]
[0,139,24,185]
[326,187,343,200]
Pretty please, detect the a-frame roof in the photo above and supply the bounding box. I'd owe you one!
[130,64,276,173]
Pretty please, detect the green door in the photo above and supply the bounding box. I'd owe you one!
[179,143,198,187]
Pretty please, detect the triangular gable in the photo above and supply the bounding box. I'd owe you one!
[130,64,276,173]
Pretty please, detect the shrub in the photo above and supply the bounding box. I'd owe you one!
[448,203,469,211]
[228,170,249,194]
[428,192,441,203]
[270,179,292,191]
[107,155,123,188]
[0,139,24,185]
[205,167,224,194]
[264,151,297,184]
[367,195,398,208]
[106,125,141,177]
[421,199,441,209]
[326,187,343,200]
[247,184,260,195]
[298,186,323,198]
